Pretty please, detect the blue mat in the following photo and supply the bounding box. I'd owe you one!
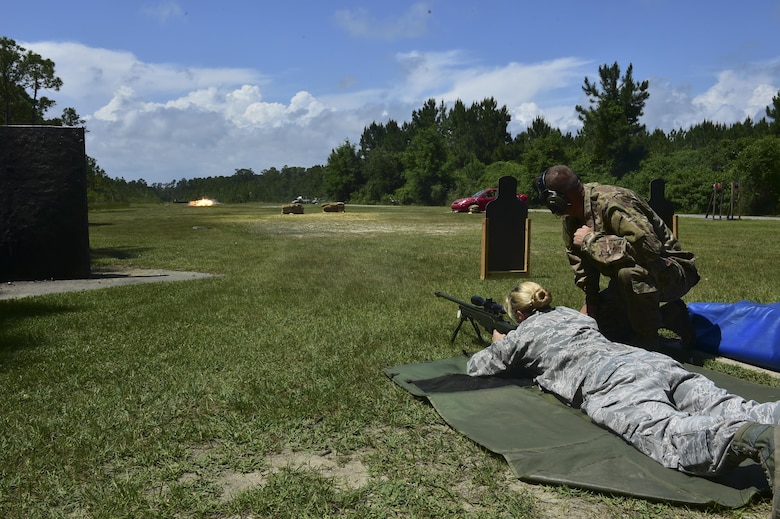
[690,301,780,371]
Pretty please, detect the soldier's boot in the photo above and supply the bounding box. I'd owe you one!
[660,299,697,350]
[731,423,780,518]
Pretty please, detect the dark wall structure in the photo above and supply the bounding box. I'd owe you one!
[0,126,90,281]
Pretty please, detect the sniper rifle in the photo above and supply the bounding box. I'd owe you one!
[435,291,517,344]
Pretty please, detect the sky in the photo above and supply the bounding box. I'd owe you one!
[6,1,780,185]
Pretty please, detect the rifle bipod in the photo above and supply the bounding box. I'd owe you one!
[450,312,488,343]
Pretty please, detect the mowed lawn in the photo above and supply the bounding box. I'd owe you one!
[1,203,779,518]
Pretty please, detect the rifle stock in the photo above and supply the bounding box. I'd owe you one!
[435,291,517,343]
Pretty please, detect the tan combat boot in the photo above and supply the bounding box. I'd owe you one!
[731,423,780,518]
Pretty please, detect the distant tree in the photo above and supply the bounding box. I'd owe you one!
[450,157,487,198]
[358,147,404,202]
[518,116,574,179]
[59,107,85,127]
[478,161,525,192]
[0,36,62,124]
[441,97,511,167]
[645,128,673,155]
[412,98,443,129]
[360,121,394,157]
[403,98,444,144]
[21,51,62,123]
[258,167,283,200]
[356,119,406,201]
[731,136,780,214]
[526,116,556,140]
[304,164,326,200]
[232,168,256,179]
[576,62,650,178]
[324,140,361,201]
[470,97,512,163]
[629,151,714,212]
[753,116,772,137]
[767,90,780,135]
[441,99,474,168]
[725,117,757,140]
[85,156,111,203]
[0,36,27,124]
[399,126,450,205]
[671,120,728,150]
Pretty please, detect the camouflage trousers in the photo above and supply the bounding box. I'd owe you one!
[596,257,699,342]
[583,352,780,476]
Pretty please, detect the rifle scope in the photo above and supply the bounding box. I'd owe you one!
[471,295,506,315]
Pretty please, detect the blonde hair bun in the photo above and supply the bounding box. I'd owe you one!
[504,281,553,322]
[531,288,552,309]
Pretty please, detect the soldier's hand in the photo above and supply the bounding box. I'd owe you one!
[572,225,593,248]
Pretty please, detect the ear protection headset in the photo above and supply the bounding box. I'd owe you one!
[535,168,571,215]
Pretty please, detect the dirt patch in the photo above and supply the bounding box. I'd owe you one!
[218,449,372,501]
[158,447,374,502]
[0,267,218,300]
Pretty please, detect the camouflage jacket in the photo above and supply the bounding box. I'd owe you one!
[467,306,662,408]
[563,183,697,296]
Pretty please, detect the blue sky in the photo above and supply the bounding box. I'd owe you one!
[7,0,780,185]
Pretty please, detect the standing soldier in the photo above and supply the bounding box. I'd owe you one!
[535,165,699,351]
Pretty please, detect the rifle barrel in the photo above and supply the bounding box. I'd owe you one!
[434,291,470,307]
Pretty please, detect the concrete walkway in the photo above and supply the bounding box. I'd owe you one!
[0,268,218,301]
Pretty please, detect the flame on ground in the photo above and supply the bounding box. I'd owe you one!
[189,198,218,207]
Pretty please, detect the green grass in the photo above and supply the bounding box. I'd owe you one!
[1,203,779,518]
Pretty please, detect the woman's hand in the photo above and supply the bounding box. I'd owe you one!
[492,329,507,342]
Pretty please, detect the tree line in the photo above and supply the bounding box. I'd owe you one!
[148,66,780,216]
[2,36,779,214]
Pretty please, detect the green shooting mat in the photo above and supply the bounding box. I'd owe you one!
[384,354,780,508]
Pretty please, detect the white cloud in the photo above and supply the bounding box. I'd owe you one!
[389,51,590,133]
[644,61,779,131]
[15,39,780,184]
[440,58,591,105]
[508,102,583,136]
[394,50,463,101]
[142,1,186,24]
[93,86,136,122]
[164,86,226,112]
[82,84,351,183]
[692,69,776,122]
[334,2,432,40]
[22,41,264,114]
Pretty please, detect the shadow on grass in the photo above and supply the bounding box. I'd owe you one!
[0,300,76,360]
[90,246,151,261]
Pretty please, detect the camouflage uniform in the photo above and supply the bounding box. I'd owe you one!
[563,183,699,342]
[467,306,780,476]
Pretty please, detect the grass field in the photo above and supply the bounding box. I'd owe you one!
[1,203,779,518]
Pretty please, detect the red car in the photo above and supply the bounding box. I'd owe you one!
[450,188,527,212]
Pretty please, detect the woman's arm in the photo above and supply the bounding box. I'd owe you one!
[467,330,527,377]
